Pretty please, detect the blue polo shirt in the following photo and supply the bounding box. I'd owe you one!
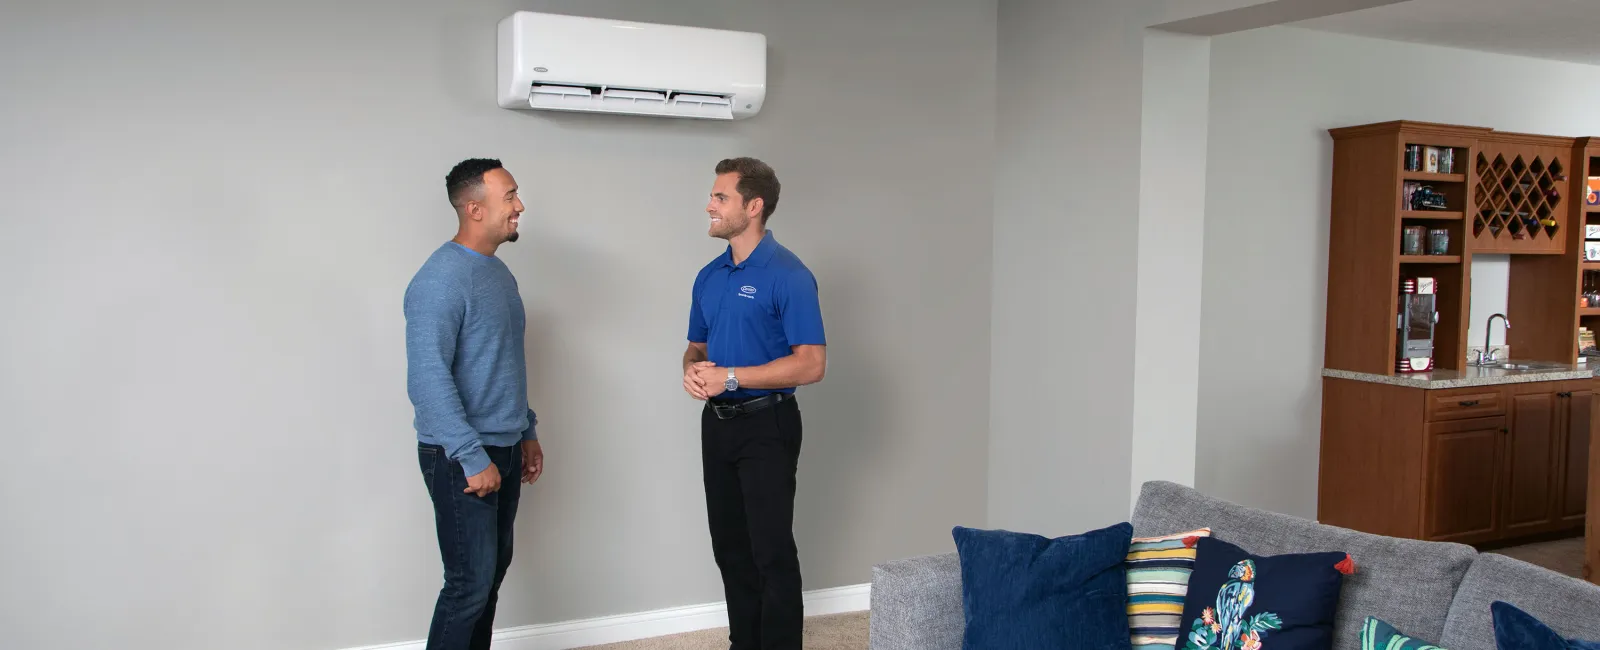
[688,230,825,400]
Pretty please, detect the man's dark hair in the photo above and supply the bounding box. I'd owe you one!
[715,157,780,221]
[445,158,504,208]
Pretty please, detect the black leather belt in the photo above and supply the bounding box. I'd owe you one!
[709,392,792,420]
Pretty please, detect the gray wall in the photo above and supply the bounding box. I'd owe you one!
[0,1,994,648]
[1131,28,1210,497]
[985,0,1372,534]
[1197,25,1600,517]
[988,0,1146,535]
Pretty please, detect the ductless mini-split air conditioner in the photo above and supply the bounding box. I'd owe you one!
[496,11,768,121]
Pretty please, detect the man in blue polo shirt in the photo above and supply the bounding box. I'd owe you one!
[681,157,826,650]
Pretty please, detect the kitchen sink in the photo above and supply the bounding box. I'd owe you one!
[1474,360,1571,371]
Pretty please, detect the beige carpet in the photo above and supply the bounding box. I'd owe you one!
[575,611,869,650]
[1490,536,1586,579]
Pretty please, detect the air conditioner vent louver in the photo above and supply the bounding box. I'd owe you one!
[527,85,735,119]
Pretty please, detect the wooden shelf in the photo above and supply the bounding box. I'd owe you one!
[1324,122,1478,376]
[1583,262,1600,270]
[1403,171,1466,182]
[1401,211,1464,221]
[1580,308,1600,316]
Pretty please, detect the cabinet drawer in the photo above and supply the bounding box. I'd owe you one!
[1427,388,1505,421]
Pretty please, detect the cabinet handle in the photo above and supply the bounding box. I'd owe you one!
[1458,400,1479,406]
[1501,428,1509,435]
[1557,391,1572,398]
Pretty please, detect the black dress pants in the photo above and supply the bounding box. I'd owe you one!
[701,395,804,650]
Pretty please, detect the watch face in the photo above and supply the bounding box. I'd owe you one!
[725,378,737,390]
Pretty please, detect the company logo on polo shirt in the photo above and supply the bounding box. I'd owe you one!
[738,285,758,299]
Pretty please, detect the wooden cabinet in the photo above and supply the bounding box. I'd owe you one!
[1319,376,1591,545]
[1423,415,1504,543]
[1323,122,1477,377]
[1561,388,1592,527]
[1322,124,1600,380]
[1504,386,1559,535]
[1588,408,1599,583]
[1320,120,1600,579]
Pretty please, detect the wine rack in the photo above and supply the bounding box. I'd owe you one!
[1473,133,1572,254]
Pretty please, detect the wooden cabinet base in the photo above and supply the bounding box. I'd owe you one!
[1589,404,1599,584]
[1318,377,1590,547]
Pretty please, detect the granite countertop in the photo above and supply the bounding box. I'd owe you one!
[1323,360,1598,389]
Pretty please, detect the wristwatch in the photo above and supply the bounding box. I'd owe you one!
[725,368,739,392]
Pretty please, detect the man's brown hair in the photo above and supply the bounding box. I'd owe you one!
[715,157,781,221]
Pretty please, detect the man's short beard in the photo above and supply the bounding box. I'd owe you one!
[506,231,519,243]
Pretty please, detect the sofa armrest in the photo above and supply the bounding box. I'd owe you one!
[868,552,964,650]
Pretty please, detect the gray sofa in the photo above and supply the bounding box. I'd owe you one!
[869,480,1600,650]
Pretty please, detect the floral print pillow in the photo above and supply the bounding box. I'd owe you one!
[1177,537,1354,650]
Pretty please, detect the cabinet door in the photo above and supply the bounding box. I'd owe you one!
[1559,389,1591,526]
[1425,416,1506,543]
[1504,389,1559,535]
[1589,404,1600,584]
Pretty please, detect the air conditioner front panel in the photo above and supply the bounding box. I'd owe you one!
[498,11,766,119]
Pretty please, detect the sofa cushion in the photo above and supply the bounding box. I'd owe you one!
[1360,616,1451,650]
[1131,481,1477,649]
[1490,601,1600,650]
[1177,536,1348,650]
[951,522,1135,650]
[1126,527,1211,650]
[1439,553,1600,650]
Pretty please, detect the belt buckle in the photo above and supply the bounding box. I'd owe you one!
[712,403,739,420]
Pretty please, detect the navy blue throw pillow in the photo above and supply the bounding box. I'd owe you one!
[1491,601,1600,650]
[1176,537,1349,650]
[952,522,1134,650]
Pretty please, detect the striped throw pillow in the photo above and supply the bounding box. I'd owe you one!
[1125,527,1212,650]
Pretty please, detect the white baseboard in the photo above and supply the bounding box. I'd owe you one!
[347,583,870,650]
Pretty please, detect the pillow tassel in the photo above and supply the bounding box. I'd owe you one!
[1335,553,1356,575]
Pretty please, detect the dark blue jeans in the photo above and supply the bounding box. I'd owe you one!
[419,442,521,650]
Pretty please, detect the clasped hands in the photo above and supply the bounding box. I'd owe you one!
[683,361,729,400]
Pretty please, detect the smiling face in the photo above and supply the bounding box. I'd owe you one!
[476,168,525,243]
[706,172,761,240]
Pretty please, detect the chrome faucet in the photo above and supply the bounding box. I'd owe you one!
[1478,313,1510,365]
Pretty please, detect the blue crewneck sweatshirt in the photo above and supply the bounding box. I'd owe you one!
[404,242,537,478]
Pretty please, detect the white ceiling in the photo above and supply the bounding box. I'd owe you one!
[1292,0,1600,67]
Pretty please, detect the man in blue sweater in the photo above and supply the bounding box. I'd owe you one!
[405,158,543,650]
